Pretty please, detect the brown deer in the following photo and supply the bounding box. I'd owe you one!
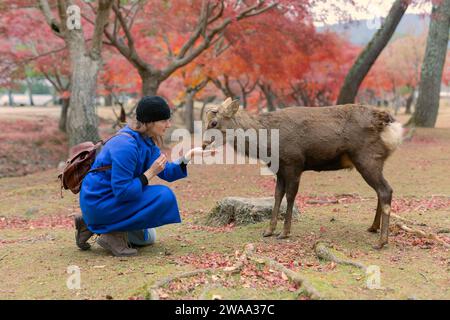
[202,98,403,249]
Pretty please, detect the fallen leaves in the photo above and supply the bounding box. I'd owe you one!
[0,215,74,230]
[391,197,450,214]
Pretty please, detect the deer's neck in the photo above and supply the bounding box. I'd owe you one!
[231,110,266,131]
[229,110,269,160]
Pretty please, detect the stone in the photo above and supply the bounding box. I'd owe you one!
[205,197,300,226]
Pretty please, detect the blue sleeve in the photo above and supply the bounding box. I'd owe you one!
[109,136,143,202]
[154,148,188,182]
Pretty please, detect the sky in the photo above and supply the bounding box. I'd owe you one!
[311,0,432,26]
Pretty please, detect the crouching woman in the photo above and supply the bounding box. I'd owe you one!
[75,96,212,257]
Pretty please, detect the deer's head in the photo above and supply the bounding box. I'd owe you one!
[202,97,240,149]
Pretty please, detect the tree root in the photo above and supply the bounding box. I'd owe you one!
[148,243,322,300]
[148,268,214,300]
[248,253,322,299]
[395,222,450,249]
[306,199,339,205]
[391,213,427,226]
[314,241,367,271]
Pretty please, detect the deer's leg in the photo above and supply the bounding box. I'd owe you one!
[367,199,382,233]
[263,173,285,237]
[352,156,393,249]
[278,168,301,240]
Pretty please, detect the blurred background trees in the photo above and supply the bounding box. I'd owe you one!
[1,0,449,146]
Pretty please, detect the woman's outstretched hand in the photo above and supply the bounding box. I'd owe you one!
[184,144,217,163]
[144,154,167,181]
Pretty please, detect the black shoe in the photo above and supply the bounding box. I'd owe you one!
[74,215,93,250]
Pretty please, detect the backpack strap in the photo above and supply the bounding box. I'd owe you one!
[89,132,135,173]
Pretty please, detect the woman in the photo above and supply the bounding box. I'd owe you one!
[75,95,212,256]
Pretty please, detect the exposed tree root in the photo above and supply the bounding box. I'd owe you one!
[248,254,322,299]
[395,222,450,249]
[148,268,213,300]
[148,243,322,300]
[306,199,339,205]
[314,241,367,271]
[391,213,427,226]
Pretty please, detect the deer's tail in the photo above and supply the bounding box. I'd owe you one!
[372,109,403,153]
[381,121,403,153]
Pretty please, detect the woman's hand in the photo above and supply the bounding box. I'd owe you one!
[144,154,167,181]
[184,144,217,163]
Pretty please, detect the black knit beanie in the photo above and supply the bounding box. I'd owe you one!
[136,96,171,123]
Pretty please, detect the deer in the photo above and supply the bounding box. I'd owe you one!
[202,97,403,249]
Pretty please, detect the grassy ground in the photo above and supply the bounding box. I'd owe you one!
[0,105,449,300]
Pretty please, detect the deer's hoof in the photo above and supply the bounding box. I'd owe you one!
[276,233,290,240]
[372,241,387,250]
[367,226,379,233]
[262,230,274,237]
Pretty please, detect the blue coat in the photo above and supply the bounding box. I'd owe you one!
[79,125,187,234]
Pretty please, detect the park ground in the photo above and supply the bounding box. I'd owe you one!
[0,104,449,299]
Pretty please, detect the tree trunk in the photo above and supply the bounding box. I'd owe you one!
[260,83,276,112]
[184,90,195,134]
[59,97,70,133]
[141,71,161,96]
[241,92,247,109]
[405,87,415,114]
[239,83,248,109]
[39,0,112,146]
[104,94,113,106]
[26,78,34,106]
[337,0,409,104]
[411,0,450,127]
[66,52,101,145]
[8,89,14,106]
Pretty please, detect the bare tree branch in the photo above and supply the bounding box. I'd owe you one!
[162,33,174,59]
[38,0,63,37]
[41,70,61,92]
[90,0,113,59]
[111,2,135,51]
[160,1,277,80]
[177,0,210,60]
[104,3,151,72]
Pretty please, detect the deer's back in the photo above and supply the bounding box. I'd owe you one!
[258,104,393,169]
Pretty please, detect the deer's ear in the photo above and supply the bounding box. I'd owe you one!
[221,97,232,108]
[224,99,240,117]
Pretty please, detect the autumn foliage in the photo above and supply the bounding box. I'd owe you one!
[0,0,446,112]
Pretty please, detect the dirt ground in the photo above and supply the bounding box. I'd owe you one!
[0,103,449,300]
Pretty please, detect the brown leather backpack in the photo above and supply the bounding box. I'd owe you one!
[58,132,133,197]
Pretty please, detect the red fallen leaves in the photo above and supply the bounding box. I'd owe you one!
[391,197,450,214]
[390,225,450,249]
[0,118,68,178]
[0,215,73,230]
[174,252,236,269]
[166,248,305,299]
[0,233,55,245]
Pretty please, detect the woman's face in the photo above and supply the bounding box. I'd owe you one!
[145,119,172,138]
